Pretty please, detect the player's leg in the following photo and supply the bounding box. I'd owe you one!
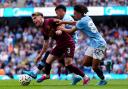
[82,55,93,66]
[72,46,93,85]
[65,57,90,85]
[82,46,94,66]
[92,47,107,85]
[92,59,107,85]
[37,54,56,83]
[57,58,65,79]
[37,46,63,83]
[37,51,50,71]
[23,51,50,79]
[64,45,90,85]
[71,55,92,85]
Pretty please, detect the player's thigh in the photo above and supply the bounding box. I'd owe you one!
[64,57,73,66]
[65,45,75,59]
[51,46,64,57]
[46,54,56,64]
[82,55,93,66]
[83,46,94,66]
[92,58,101,70]
[64,45,75,66]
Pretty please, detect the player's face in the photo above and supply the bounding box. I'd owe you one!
[32,15,44,27]
[74,10,81,20]
[55,9,65,19]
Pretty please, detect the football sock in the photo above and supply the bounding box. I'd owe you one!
[66,64,85,77]
[94,68,104,80]
[44,63,51,75]
[37,51,50,70]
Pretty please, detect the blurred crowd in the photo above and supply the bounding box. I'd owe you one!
[0,17,128,78]
[0,0,127,8]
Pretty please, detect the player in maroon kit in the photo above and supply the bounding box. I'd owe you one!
[31,12,90,85]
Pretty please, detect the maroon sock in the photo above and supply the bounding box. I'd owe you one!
[66,64,85,77]
[58,66,61,77]
[44,63,51,75]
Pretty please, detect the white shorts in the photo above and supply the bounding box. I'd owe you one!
[85,46,106,60]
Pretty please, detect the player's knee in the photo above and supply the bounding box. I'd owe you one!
[64,58,72,66]
[82,62,91,67]
[92,66,98,71]
[83,62,91,67]
[65,61,72,66]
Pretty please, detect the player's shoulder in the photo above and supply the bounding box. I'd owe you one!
[45,18,54,22]
[63,14,74,21]
[44,18,55,25]
[79,16,92,24]
[81,16,91,21]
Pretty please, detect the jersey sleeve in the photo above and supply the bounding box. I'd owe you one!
[76,19,85,30]
[63,15,74,21]
[63,15,74,29]
[47,18,55,24]
[48,18,59,28]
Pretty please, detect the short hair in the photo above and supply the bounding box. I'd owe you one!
[55,4,66,12]
[74,4,88,15]
[32,12,43,17]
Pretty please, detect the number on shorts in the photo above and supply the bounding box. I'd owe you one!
[94,49,104,57]
[67,48,70,54]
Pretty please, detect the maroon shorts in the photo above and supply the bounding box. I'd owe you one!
[51,44,75,58]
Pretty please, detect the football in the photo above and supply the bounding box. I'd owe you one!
[19,74,32,86]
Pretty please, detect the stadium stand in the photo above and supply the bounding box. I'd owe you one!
[0,0,127,8]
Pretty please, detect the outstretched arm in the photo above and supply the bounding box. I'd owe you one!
[57,26,77,33]
[60,21,77,25]
[54,19,77,25]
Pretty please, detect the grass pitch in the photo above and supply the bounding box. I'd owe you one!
[0,79,128,89]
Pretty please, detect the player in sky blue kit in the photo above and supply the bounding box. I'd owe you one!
[57,4,107,86]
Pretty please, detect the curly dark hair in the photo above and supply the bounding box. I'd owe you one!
[55,4,66,12]
[74,4,88,15]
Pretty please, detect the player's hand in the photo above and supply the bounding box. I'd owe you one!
[54,19,62,24]
[57,26,65,31]
[56,30,62,35]
[35,54,42,64]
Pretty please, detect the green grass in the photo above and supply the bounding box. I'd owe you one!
[0,79,128,89]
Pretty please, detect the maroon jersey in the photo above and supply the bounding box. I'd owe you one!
[41,18,75,46]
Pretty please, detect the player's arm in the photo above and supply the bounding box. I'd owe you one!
[35,31,50,63]
[54,19,77,25]
[39,40,49,56]
[35,40,49,63]
[57,26,77,33]
[59,21,77,25]
[62,27,77,33]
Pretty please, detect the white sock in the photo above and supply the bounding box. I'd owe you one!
[32,66,39,74]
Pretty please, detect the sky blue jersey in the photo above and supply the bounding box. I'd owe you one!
[76,16,107,48]
[62,14,78,43]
